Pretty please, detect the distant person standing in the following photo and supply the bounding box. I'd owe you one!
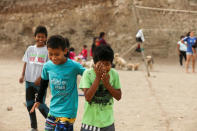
[177,36,187,66]
[90,37,99,57]
[69,47,76,60]
[98,32,107,45]
[79,45,88,60]
[135,29,145,52]
[183,31,197,73]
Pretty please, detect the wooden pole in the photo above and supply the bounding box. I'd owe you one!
[140,42,150,77]
[131,2,151,77]
[122,43,138,57]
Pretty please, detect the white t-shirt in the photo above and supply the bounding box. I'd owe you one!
[177,40,187,52]
[136,29,145,42]
[23,45,48,82]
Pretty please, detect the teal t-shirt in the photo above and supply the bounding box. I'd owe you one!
[79,68,121,128]
[41,59,85,118]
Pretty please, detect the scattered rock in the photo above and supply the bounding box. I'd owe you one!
[7,106,13,111]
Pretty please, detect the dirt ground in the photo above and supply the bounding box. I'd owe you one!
[1,58,197,131]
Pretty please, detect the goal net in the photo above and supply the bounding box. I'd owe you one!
[133,5,197,57]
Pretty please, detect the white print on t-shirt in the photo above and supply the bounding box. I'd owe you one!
[29,54,46,65]
[23,45,48,82]
[51,78,67,90]
[177,40,187,51]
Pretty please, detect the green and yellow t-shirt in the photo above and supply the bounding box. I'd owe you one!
[79,68,121,128]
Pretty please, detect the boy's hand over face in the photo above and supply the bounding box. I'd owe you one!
[94,61,105,79]
[101,72,110,87]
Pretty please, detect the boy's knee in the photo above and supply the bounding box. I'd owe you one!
[26,86,36,101]
[38,103,46,109]
[27,105,34,112]
[26,100,34,108]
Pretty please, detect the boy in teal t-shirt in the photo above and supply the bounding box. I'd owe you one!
[30,35,85,131]
[79,44,122,131]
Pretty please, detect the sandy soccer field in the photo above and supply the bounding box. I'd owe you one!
[1,58,197,131]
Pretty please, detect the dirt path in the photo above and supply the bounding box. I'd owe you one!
[0,58,197,131]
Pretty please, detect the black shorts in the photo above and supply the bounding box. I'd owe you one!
[81,123,115,131]
[136,37,142,43]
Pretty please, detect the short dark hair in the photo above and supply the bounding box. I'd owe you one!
[180,35,184,39]
[83,45,87,48]
[91,37,99,55]
[99,32,105,38]
[186,32,191,37]
[69,47,75,51]
[93,44,114,64]
[34,26,48,37]
[47,35,69,51]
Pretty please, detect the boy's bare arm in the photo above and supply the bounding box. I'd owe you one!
[34,76,41,86]
[83,76,100,102]
[101,73,122,101]
[19,63,26,83]
[30,102,40,113]
[83,62,104,102]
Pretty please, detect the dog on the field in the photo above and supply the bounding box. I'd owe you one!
[74,56,82,63]
[114,53,127,69]
[81,59,94,68]
[127,63,140,71]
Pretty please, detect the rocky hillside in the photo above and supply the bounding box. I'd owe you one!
[1,0,197,59]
